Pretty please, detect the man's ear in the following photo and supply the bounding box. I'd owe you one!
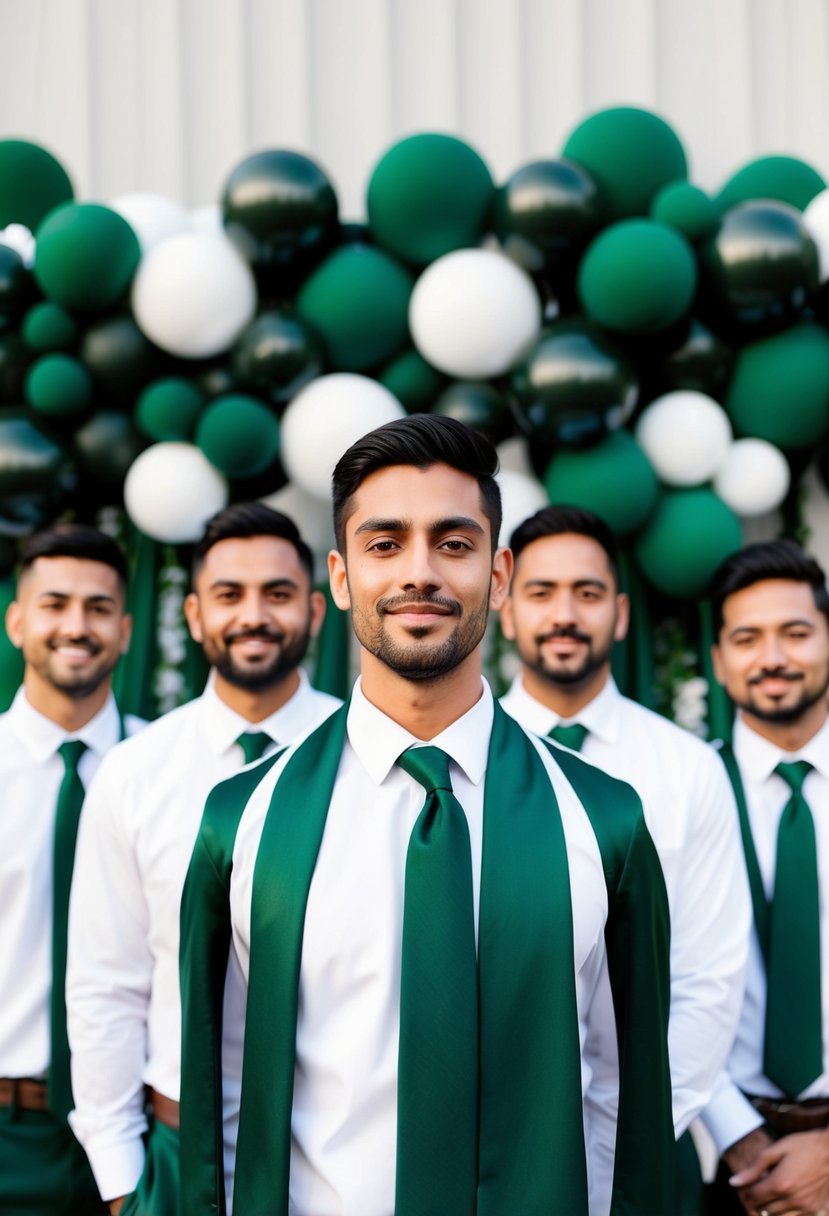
[488,547,513,612]
[500,594,516,641]
[328,551,351,611]
[5,600,22,650]
[309,589,327,639]
[614,592,630,644]
[183,592,203,643]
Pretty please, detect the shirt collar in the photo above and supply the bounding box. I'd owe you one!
[200,667,318,756]
[733,712,829,783]
[5,685,123,762]
[347,676,493,787]
[503,672,623,745]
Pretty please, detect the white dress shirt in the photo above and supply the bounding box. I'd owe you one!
[0,687,142,1084]
[501,675,751,1137]
[221,678,629,1216]
[701,714,829,1154]
[67,669,340,1202]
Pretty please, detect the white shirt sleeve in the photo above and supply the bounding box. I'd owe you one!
[699,1068,765,1155]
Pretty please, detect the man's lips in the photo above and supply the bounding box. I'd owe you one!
[750,672,803,694]
[50,641,100,661]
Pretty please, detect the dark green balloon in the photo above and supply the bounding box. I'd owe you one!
[562,106,688,219]
[0,409,76,534]
[0,245,36,330]
[544,430,658,535]
[367,133,494,266]
[725,322,829,450]
[379,348,446,411]
[73,410,147,493]
[26,354,92,417]
[189,363,237,400]
[232,310,326,407]
[196,394,280,478]
[228,452,288,501]
[80,314,167,408]
[698,201,819,337]
[492,158,604,275]
[0,332,32,402]
[717,155,826,213]
[510,320,638,447]
[0,139,74,230]
[135,378,205,441]
[578,219,697,334]
[431,382,514,446]
[647,319,734,400]
[296,244,413,371]
[34,203,141,312]
[650,181,718,243]
[634,489,742,599]
[22,301,78,352]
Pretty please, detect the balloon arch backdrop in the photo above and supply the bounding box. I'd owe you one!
[0,108,827,734]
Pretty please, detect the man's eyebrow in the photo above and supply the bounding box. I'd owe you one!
[522,577,609,590]
[353,516,485,537]
[206,577,300,591]
[37,591,117,605]
[728,618,816,636]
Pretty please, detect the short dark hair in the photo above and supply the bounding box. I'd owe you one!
[18,523,128,590]
[709,538,829,635]
[192,502,314,583]
[332,414,502,552]
[509,504,620,584]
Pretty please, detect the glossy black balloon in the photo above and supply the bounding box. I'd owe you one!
[0,332,32,402]
[509,320,639,448]
[231,311,326,408]
[492,159,603,277]
[646,318,734,400]
[0,409,76,534]
[189,363,237,400]
[0,245,36,331]
[430,381,514,446]
[229,452,288,502]
[80,314,168,409]
[73,411,148,494]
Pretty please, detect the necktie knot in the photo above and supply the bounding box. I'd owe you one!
[237,731,272,765]
[397,745,453,795]
[549,722,588,752]
[775,759,813,796]
[58,739,87,773]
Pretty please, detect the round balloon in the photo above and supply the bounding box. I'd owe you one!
[132,233,257,358]
[73,411,148,494]
[496,469,548,548]
[21,301,78,353]
[124,442,229,542]
[34,202,141,311]
[26,353,92,418]
[431,381,514,446]
[110,191,191,253]
[725,322,829,450]
[510,320,638,447]
[367,133,494,266]
[80,314,168,408]
[634,488,743,598]
[135,377,205,441]
[0,139,74,230]
[492,158,603,274]
[280,373,405,500]
[635,391,732,487]
[647,318,733,399]
[544,430,659,535]
[410,249,541,378]
[0,245,35,330]
[0,333,31,402]
[196,394,280,478]
[0,223,35,267]
[261,480,336,563]
[231,310,325,407]
[714,438,790,517]
[0,409,76,534]
[378,348,446,411]
[802,188,829,282]
[717,155,826,213]
[650,181,718,243]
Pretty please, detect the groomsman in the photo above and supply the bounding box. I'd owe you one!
[0,523,139,1214]
[67,502,341,1216]
[701,539,829,1216]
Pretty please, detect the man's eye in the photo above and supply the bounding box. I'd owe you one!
[369,540,398,552]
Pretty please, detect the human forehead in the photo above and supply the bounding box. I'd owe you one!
[19,555,124,604]
[513,532,616,587]
[195,535,308,589]
[345,462,489,531]
[721,578,827,632]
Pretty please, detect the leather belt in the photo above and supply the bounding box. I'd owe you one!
[747,1093,829,1135]
[0,1077,48,1111]
[148,1087,180,1131]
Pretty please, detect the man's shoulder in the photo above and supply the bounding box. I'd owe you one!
[616,692,722,765]
[95,697,204,772]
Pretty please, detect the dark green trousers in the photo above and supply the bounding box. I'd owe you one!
[0,1104,106,1215]
[120,1122,180,1216]
[675,1128,705,1216]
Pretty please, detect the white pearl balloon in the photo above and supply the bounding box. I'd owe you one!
[281,374,406,501]
[410,248,542,378]
[110,192,190,253]
[189,203,224,239]
[124,442,228,542]
[261,481,336,563]
[803,188,829,282]
[714,438,790,517]
[496,468,548,549]
[635,390,732,486]
[132,232,257,358]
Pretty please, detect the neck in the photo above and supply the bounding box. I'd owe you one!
[23,670,112,732]
[213,667,301,722]
[740,700,828,752]
[359,649,484,739]
[519,663,610,718]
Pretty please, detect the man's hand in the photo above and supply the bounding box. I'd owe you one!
[722,1128,776,1214]
[729,1127,829,1215]
[108,1198,125,1215]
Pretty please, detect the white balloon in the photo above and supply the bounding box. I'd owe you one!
[714,438,790,517]
[261,481,336,563]
[803,188,829,282]
[124,442,228,542]
[281,373,405,500]
[189,203,224,239]
[0,223,34,266]
[635,390,732,486]
[410,248,542,378]
[131,232,257,358]
[110,191,190,253]
[496,468,548,549]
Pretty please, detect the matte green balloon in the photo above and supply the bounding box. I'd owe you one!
[34,203,141,311]
[379,348,446,411]
[0,139,74,230]
[725,322,829,450]
[26,354,92,417]
[578,220,697,334]
[196,394,280,478]
[431,381,514,445]
[135,377,205,441]
[73,411,147,493]
[296,244,413,371]
[563,106,688,219]
[231,310,326,407]
[22,301,79,352]
[80,314,167,408]
[367,133,494,266]
[492,158,604,274]
[717,155,826,213]
[650,181,718,243]
[634,489,743,599]
[544,430,659,536]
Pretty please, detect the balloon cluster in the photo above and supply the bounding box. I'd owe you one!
[0,113,828,598]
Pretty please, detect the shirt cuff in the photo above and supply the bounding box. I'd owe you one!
[700,1083,765,1157]
[80,1138,146,1204]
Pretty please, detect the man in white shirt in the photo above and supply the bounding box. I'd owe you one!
[700,539,829,1216]
[178,415,675,1216]
[0,522,139,1215]
[67,502,341,1216]
[498,504,751,1214]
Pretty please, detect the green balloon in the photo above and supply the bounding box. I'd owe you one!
[578,220,697,334]
[634,489,742,599]
[492,158,604,275]
[431,382,514,445]
[717,155,826,213]
[231,310,326,407]
[26,353,92,417]
[196,394,280,478]
[650,181,718,243]
[0,574,23,710]
[379,348,446,411]
[135,378,205,441]
[297,245,413,372]
[80,314,167,408]
[725,322,829,450]
[367,133,494,266]
[563,106,688,219]
[73,410,147,494]
[0,139,73,230]
[34,203,141,311]
[544,430,658,536]
[22,301,79,352]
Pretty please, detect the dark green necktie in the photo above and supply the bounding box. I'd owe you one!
[395,745,478,1216]
[236,731,272,765]
[549,722,588,752]
[50,739,88,1121]
[764,760,823,1096]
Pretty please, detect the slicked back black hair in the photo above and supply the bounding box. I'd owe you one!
[509,504,619,585]
[192,502,314,584]
[18,523,128,591]
[709,538,829,635]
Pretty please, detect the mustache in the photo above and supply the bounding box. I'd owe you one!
[748,669,804,686]
[224,627,285,645]
[536,626,591,645]
[49,635,101,655]
[378,592,461,616]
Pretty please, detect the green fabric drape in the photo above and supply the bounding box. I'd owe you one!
[312,583,351,700]
[113,525,162,721]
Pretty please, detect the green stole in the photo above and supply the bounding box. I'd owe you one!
[717,744,770,957]
[180,701,673,1216]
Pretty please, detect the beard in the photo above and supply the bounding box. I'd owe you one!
[352,590,490,683]
[39,637,117,700]
[520,625,615,689]
[733,667,829,725]
[205,625,312,691]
